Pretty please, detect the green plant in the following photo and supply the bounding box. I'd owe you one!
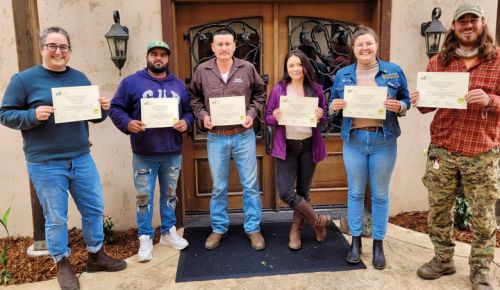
[454,176,472,231]
[103,215,115,244]
[0,207,12,285]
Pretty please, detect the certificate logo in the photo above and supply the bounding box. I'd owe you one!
[239,115,244,120]
[457,98,465,104]
[377,109,384,114]
[93,108,100,115]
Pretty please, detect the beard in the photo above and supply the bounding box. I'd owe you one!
[147,60,169,74]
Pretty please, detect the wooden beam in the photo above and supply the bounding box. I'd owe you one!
[379,0,391,60]
[11,0,46,250]
[11,0,41,70]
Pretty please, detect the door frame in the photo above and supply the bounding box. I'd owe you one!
[160,0,393,226]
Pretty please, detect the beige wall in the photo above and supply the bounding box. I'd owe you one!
[0,0,164,237]
[0,0,497,237]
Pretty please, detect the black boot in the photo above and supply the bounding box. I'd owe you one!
[346,236,362,264]
[372,239,386,270]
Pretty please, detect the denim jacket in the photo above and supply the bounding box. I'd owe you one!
[329,59,410,141]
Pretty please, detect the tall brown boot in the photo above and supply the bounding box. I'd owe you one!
[294,199,330,242]
[56,257,80,290]
[86,247,127,272]
[288,209,304,250]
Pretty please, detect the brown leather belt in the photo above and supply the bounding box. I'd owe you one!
[209,127,249,136]
[354,126,381,132]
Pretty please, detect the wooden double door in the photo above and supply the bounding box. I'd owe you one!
[171,0,389,217]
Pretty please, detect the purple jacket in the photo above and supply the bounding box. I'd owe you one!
[264,81,327,163]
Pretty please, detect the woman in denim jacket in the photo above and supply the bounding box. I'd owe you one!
[329,26,410,269]
[265,50,329,250]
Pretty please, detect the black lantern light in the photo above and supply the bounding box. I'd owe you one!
[420,7,447,58]
[105,10,129,75]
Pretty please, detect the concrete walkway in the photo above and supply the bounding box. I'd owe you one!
[3,222,499,290]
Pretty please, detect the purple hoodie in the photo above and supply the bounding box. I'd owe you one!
[109,68,193,156]
[265,81,327,163]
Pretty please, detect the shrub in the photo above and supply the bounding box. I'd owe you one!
[103,215,115,244]
[0,207,12,285]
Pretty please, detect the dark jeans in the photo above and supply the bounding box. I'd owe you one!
[275,137,317,208]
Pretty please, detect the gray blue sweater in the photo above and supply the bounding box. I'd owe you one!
[0,65,108,162]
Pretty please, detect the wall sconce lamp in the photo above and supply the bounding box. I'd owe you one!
[420,7,447,58]
[105,10,129,75]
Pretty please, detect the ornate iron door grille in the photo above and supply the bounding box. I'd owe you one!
[288,17,357,135]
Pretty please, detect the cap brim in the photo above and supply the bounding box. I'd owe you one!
[454,11,482,20]
[147,47,171,54]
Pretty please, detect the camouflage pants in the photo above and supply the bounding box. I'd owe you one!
[422,145,499,274]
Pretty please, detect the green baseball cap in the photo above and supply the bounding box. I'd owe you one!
[453,2,483,21]
[147,40,171,55]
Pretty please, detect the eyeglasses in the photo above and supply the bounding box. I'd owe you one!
[43,43,71,53]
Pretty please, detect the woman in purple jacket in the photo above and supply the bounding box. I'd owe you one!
[265,50,329,250]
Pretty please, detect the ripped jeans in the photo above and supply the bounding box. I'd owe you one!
[132,153,182,238]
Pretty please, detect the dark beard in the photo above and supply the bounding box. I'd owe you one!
[147,61,169,74]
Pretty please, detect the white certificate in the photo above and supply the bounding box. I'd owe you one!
[209,96,246,126]
[278,96,318,127]
[140,98,179,128]
[416,72,469,109]
[343,86,387,120]
[52,85,101,124]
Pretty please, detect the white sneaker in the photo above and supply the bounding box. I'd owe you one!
[137,235,153,262]
[160,226,189,250]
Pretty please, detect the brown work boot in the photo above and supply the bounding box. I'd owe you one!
[288,209,304,250]
[294,199,331,242]
[86,247,127,272]
[470,272,492,290]
[417,257,456,280]
[204,232,227,250]
[247,231,265,250]
[56,257,80,290]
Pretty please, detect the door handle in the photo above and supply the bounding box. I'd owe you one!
[265,125,272,155]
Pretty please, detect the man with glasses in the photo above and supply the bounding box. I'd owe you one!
[0,26,126,290]
[410,3,499,290]
[109,40,192,262]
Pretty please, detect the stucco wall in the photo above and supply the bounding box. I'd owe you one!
[389,0,497,215]
[0,0,164,237]
[0,0,497,237]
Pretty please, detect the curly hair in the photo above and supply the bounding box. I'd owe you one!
[438,21,497,67]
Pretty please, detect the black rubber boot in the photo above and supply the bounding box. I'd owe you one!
[346,236,362,264]
[372,239,386,270]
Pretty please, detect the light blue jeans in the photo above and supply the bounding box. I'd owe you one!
[343,129,397,240]
[207,129,261,234]
[27,153,104,262]
[132,153,181,238]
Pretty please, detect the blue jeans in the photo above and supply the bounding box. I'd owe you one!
[27,153,104,262]
[132,153,181,238]
[343,129,397,240]
[207,129,261,234]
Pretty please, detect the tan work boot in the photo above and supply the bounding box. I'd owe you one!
[470,272,492,290]
[294,199,330,242]
[288,209,304,250]
[247,231,265,250]
[56,257,80,290]
[417,257,456,280]
[204,232,227,250]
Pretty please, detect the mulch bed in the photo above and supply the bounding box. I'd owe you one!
[1,211,499,285]
[0,227,161,285]
[389,211,500,248]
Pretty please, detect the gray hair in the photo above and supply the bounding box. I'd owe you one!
[39,27,71,50]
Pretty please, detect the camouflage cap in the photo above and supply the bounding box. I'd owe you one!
[147,40,171,55]
[453,2,484,21]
